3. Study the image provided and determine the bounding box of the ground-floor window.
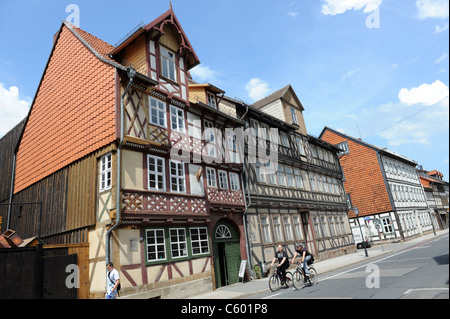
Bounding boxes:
[145,226,210,265]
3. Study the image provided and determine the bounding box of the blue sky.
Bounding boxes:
[0,0,449,179]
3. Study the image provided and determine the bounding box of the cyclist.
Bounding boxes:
[292,243,312,280]
[270,245,289,284]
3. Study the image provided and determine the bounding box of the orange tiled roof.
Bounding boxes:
[14,24,117,193]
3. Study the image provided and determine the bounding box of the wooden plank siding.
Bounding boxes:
[118,35,148,75]
[0,119,26,233]
[8,143,116,244]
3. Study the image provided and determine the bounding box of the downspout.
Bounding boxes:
[6,154,16,230]
[239,104,253,276]
[106,67,136,264]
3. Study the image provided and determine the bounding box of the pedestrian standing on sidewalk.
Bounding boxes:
[106,262,120,299]
[292,243,312,280]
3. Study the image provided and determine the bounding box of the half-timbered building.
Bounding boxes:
[4,8,247,298]
[219,85,355,274]
[320,127,434,242]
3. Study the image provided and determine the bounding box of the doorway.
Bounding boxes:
[212,219,241,288]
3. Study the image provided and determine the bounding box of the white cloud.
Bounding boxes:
[435,53,449,64]
[0,83,30,137]
[341,67,361,80]
[321,0,382,15]
[416,0,449,19]
[435,23,449,33]
[287,11,299,17]
[245,78,271,101]
[398,80,449,106]
[189,65,216,83]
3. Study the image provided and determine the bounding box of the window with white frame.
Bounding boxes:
[285,166,296,188]
[204,120,216,158]
[293,216,303,240]
[261,216,272,243]
[170,160,186,193]
[146,229,166,262]
[273,216,283,242]
[381,216,394,234]
[190,227,210,255]
[149,96,166,127]
[294,168,304,189]
[321,216,329,237]
[290,107,298,125]
[280,132,289,147]
[229,173,240,191]
[296,136,306,156]
[160,46,177,82]
[313,217,321,238]
[170,105,185,133]
[218,170,229,189]
[277,165,287,187]
[336,141,349,156]
[207,92,217,109]
[226,130,239,163]
[206,167,217,188]
[170,228,188,259]
[148,155,165,191]
[283,216,293,241]
[99,153,112,192]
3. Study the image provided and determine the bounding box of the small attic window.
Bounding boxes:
[160,46,177,82]
[290,107,298,125]
[207,92,217,109]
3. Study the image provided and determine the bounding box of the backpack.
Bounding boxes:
[307,254,315,265]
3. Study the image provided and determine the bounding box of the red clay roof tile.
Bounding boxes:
[14,25,117,193]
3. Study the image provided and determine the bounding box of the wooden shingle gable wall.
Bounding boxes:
[14,24,117,194]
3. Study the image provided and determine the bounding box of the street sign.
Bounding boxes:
[238,259,247,283]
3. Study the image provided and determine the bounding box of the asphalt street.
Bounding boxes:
[251,234,449,299]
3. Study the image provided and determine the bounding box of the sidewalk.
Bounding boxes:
[189,228,449,299]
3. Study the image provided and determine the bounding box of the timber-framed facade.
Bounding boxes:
[220,86,355,273]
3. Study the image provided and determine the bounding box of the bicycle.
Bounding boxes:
[292,261,318,290]
[268,265,293,292]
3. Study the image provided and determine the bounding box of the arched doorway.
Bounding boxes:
[212,219,241,288]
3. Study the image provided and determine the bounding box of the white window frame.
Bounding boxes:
[206,167,217,188]
[146,229,166,262]
[229,173,240,191]
[147,155,166,191]
[170,105,185,133]
[283,216,293,241]
[218,170,229,189]
[149,96,167,127]
[99,153,112,192]
[160,46,177,82]
[261,216,272,243]
[290,107,298,125]
[169,228,188,259]
[170,160,186,193]
[207,92,217,109]
[190,227,210,255]
[204,120,216,158]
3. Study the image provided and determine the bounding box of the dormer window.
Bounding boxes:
[207,92,217,109]
[160,46,177,82]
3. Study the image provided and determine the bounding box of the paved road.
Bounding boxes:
[251,234,449,299]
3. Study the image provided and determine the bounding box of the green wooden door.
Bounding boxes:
[213,220,241,288]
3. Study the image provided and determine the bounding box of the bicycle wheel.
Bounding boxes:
[292,269,304,290]
[269,273,280,292]
[308,267,318,286]
[284,271,293,287]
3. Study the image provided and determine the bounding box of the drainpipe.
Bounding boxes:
[106,67,136,264]
[6,154,16,230]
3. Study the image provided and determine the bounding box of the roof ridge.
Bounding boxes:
[251,84,291,109]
